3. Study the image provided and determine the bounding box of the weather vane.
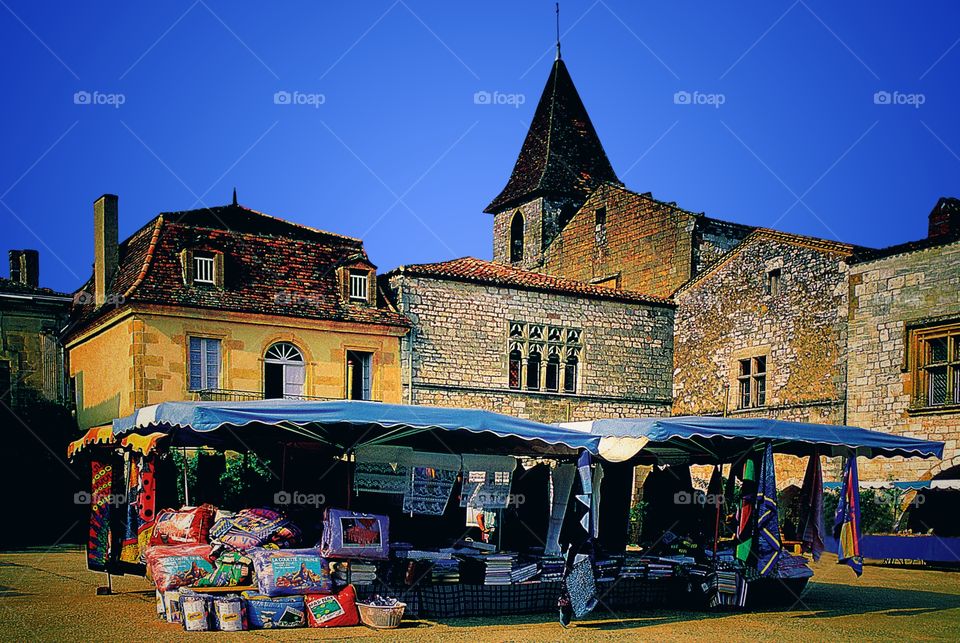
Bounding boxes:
[555,2,561,60]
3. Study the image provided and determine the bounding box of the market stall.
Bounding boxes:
[68,403,944,631]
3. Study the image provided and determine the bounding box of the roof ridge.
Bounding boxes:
[123,215,164,299]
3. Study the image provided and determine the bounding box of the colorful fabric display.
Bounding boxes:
[119,454,156,570]
[460,454,516,509]
[545,464,575,556]
[195,551,252,587]
[754,443,783,576]
[210,507,301,550]
[242,591,306,629]
[86,458,120,572]
[354,445,412,495]
[212,594,247,631]
[320,508,390,560]
[249,548,332,596]
[798,452,826,562]
[145,543,215,591]
[150,504,216,546]
[403,451,461,516]
[305,585,360,627]
[834,456,864,576]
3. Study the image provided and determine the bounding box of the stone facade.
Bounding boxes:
[492,197,575,270]
[847,239,960,482]
[540,184,752,298]
[385,273,674,423]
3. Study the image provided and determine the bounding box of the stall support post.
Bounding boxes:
[96,573,112,595]
[712,464,723,555]
[182,447,190,506]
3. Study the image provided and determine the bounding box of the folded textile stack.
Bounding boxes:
[509,562,539,584]
[710,569,747,607]
[330,561,378,588]
[642,558,675,580]
[594,556,622,582]
[394,549,455,561]
[776,553,814,579]
[453,539,497,553]
[431,559,461,584]
[538,556,565,582]
[620,556,646,579]
[482,553,515,585]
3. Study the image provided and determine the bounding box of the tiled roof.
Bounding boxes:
[484,59,621,214]
[849,231,960,264]
[391,256,673,306]
[66,203,408,338]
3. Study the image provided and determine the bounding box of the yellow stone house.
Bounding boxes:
[64,194,409,430]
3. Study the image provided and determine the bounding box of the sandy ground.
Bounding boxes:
[0,546,958,641]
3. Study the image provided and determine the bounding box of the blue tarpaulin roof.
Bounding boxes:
[562,416,944,462]
[112,399,604,457]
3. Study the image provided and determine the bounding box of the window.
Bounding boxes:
[764,268,781,296]
[595,207,607,246]
[508,344,523,390]
[346,350,373,400]
[0,361,10,405]
[526,345,542,391]
[264,342,305,399]
[193,254,216,284]
[506,322,583,394]
[737,356,767,409]
[510,211,524,263]
[188,337,221,391]
[349,270,369,301]
[913,325,960,408]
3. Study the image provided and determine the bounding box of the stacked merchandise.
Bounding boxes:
[642,558,675,580]
[593,556,623,582]
[330,560,379,589]
[430,559,461,584]
[481,553,515,585]
[709,567,747,608]
[538,555,565,582]
[509,561,539,584]
[620,556,646,579]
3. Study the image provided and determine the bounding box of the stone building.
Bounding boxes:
[0,249,72,408]
[847,199,960,482]
[384,257,674,423]
[63,194,409,430]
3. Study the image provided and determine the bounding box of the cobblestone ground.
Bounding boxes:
[1,546,958,641]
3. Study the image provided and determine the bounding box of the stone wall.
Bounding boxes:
[386,274,674,424]
[847,240,960,482]
[0,302,67,406]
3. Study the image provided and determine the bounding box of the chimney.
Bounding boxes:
[7,249,39,287]
[94,194,119,305]
[928,197,960,239]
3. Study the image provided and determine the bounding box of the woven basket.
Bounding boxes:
[357,601,406,629]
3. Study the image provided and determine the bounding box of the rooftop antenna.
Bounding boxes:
[232,187,238,206]
[555,2,561,60]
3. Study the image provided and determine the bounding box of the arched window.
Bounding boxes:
[510,211,524,263]
[564,350,579,394]
[545,350,561,392]
[264,342,305,399]
[508,344,523,390]
[526,344,542,391]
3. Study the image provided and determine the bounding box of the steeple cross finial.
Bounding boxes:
[555,3,561,60]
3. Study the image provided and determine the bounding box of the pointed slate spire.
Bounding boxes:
[232,187,238,206]
[483,58,620,214]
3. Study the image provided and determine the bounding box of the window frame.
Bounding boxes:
[736,355,767,409]
[193,254,216,284]
[764,268,781,296]
[506,321,582,394]
[911,322,960,410]
[349,270,369,302]
[346,350,373,400]
[188,336,221,391]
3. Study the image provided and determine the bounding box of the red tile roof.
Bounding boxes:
[391,257,673,306]
[66,203,409,338]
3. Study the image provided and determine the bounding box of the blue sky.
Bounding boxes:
[1,1,959,292]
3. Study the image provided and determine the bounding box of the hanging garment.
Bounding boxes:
[501,463,550,552]
[735,456,758,563]
[545,464,576,556]
[588,463,604,539]
[402,451,461,516]
[558,452,598,625]
[119,454,157,571]
[460,454,516,509]
[87,457,120,572]
[834,456,863,576]
[798,452,825,561]
[754,443,783,576]
[354,445,412,495]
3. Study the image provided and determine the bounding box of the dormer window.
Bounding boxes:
[194,254,215,284]
[349,270,369,301]
[181,248,224,287]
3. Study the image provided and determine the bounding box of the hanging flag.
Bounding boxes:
[754,443,783,576]
[834,456,863,576]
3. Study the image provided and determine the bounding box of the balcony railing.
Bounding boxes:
[191,388,343,403]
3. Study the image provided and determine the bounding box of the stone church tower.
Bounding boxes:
[486,54,621,270]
